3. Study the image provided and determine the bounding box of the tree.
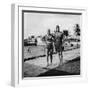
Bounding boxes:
[31,35,35,38]
[74,24,80,36]
[63,30,69,37]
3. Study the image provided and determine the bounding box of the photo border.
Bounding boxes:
[11,4,87,87]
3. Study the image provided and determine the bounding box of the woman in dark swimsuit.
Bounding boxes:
[54,25,63,65]
[45,29,54,66]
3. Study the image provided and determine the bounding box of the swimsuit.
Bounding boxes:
[54,32,63,52]
[46,34,54,55]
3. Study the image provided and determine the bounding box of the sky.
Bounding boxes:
[24,12,81,39]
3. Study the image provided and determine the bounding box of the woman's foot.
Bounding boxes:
[47,63,49,67]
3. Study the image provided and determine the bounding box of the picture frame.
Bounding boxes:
[11,4,87,87]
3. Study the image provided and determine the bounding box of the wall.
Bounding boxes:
[0,0,89,89]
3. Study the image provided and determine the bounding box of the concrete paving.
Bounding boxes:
[24,48,80,77]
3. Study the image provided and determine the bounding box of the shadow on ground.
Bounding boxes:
[24,57,80,77]
[38,57,80,77]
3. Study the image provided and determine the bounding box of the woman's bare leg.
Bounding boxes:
[50,52,53,64]
[58,52,61,65]
[46,49,49,66]
[60,51,63,65]
[58,51,63,65]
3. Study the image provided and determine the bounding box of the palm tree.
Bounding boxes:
[74,24,80,36]
[74,24,80,48]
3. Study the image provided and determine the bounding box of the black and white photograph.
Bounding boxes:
[23,10,81,78]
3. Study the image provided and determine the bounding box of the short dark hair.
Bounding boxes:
[56,25,60,32]
[48,29,50,32]
[47,29,51,34]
